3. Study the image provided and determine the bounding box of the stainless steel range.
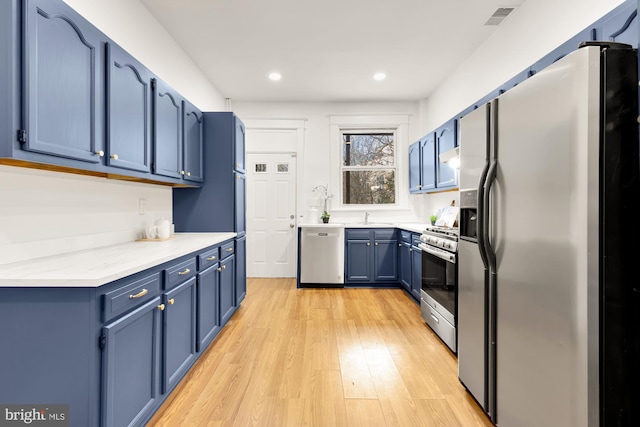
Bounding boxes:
[419,226,458,353]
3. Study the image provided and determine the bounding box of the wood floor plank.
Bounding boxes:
[147,279,493,427]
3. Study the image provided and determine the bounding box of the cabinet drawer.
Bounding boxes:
[374,229,397,240]
[220,241,235,260]
[412,233,422,248]
[102,273,161,322]
[345,229,370,240]
[198,246,220,271]
[400,230,411,243]
[164,258,197,290]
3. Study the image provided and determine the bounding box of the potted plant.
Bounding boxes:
[321,211,331,223]
[429,214,438,226]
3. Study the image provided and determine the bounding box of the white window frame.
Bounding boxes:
[340,129,398,206]
[329,114,410,212]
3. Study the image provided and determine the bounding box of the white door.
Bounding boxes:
[246,153,297,277]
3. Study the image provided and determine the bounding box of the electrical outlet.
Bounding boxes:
[138,198,146,215]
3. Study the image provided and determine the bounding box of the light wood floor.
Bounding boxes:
[148,278,493,427]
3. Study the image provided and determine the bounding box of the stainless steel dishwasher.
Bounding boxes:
[299,226,344,286]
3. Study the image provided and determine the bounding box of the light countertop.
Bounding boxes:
[0,233,236,288]
[299,223,429,234]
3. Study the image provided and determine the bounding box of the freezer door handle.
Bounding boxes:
[484,99,498,272]
[476,103,491,269]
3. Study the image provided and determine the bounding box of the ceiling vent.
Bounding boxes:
[485,7,515,25]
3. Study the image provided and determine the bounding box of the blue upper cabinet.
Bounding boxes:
[153,79,183,179]
[593,2,638,47]
[173,112,246,236]
[22,0,105,164]
[106,42,152,173]
[182,100,204,183]
[408,141,421,193]
[420,133,436,192]
[435,120,458,190]
[234,119,246,173]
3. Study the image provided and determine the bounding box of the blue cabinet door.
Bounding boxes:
[235,236,247,305]
[411,246,422,300]
[23,0,105,163]
[102,297,162,427]
[235,118,246,173]
[183,100,204,183]
[374,240,398,281]
[153,79,183,179]
[220,255,236,325]
[399,242,411,291]
[196,265,220,352]
[162,277,196,394]
[420,133,436,191]
[345,240,371,282]
[409,141,421,193]
[436,120,458,189]
[235,172,246,234]
[106,42,152,173]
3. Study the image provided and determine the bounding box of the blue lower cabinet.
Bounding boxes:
[220,255,236,325]
[197,265,220,352]
[374,240,398,281]
[411,245,422,300]
[102,297,162,427]
[345,229,398,285]
[399,241,412,291]
[345,239,372,282]
[236,236,247,305]
[162,277,197,394]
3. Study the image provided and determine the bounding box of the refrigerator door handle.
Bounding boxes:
[483,100,498,271]
[476,103,492,268]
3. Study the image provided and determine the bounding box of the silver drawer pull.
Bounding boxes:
[207,256,216,261]
[225,248,233,252]
[217,267,222,272]
[178,268,191,275]
[430,314,440,324]
[129,289,148,299]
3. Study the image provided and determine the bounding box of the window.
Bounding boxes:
[341,131,396,205]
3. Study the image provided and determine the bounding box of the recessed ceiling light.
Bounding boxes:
[268,72,282,81]
[373,72,386,81]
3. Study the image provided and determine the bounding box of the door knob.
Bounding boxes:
[290,224,295,228]
[290,215,294,219]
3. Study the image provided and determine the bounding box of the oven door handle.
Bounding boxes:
[418,243,456,264]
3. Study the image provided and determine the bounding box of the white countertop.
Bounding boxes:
[0,233,237,288]
[299,222,429,234]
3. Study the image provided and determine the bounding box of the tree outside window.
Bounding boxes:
[341,132,396,205]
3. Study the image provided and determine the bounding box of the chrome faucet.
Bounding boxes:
[364,212,370,224]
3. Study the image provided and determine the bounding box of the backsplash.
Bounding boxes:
[0,166,172,265]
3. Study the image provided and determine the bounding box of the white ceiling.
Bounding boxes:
[139,0,526,103]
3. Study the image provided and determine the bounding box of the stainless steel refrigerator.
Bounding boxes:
[457,42,640,427]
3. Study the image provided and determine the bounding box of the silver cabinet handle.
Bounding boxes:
[180,170,185,175]
[367,242,370,246]
[226,248,233,252]
[207,256,216,261]
[111,154,118,160]
[186,172,191,176]
[430,314,440,324]
[177,268,190,275]
[95,150,105,157]
[129,289,148,299]
[222,265,226,270]
[375,242,379,246]
[217,267,222,272]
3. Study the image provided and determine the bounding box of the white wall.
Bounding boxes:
[0,0,226,264]
[417,0,627,217]
[0,166,172,265]
[233,101,438,224]
[419,0,627,132]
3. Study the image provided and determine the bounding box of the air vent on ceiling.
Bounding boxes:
[485,7,515,25]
